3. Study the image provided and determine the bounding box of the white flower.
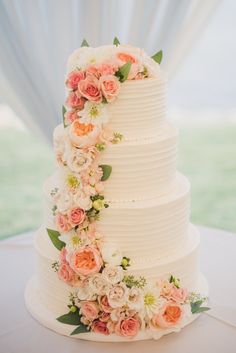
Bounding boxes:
[143,53,161,78]
[73,191,92,211]
[101,243,123,266]
[56,191,73,213]
[59,230,82,251]
[143,285,165,319]
[106,282,128,308]
[88,273,110,296]
[77,282,96,301]
[79,102,109,126]
[67,148,94,174]
[127,287,144,311]
[102,265,124,285]
[67,47,96,72]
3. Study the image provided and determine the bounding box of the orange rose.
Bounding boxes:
[151,302,183,329]
[68,246,103,276]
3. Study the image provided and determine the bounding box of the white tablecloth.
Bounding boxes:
[0,226,236,353]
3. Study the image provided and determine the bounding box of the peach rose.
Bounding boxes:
[99,295,113,313]
[91,320,109,335]
[115,316,140,338]
[69,120,100,148]
[86,65,100,78]
[68,207,86,226]
[57,262,79,287]
[151,302,183,329]
[99,312,110,322]
[55,213,71,232]
[116,52,140,80]
[169,287,188,304]
[99,75,120,102]
[80,301,99,321]
[68,246,103,276]
[66,70,85,90]
[78,75,102,103]
[64,110,78,125]
[66,91,86,109]
[60,247,67,262]
[157,278,174,298]
[98,63,118,76]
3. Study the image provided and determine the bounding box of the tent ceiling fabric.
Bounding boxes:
[0,0,220,142]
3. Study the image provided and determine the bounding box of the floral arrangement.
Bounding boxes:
[48,38,209,339]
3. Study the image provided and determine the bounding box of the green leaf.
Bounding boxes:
[190,300,210,314]
[151,50,163,64]
[115,61,132,82]
[62,105,67,128]
[113,36,120,46]
[81,38,89,47]
[99,164,112,181]
[70,324,89,335]
[57,311,82,325]
[46,228,65,251]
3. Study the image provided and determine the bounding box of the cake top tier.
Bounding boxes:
[63,43,166,140]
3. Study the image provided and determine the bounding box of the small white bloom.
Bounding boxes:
[127,287,144,311]
[56,191,73,213]
[143,285,165,319]
[59,230,82,251]
[67,148,94,174]
[101,243,123,266]
[67,47,96,72]
[102,265,124,285]
[80,102,109,126]
[73,191,92,211]
[143,53,161,78]
[89,273,110,296]
[77,283,96,301]
[106,282,128,308]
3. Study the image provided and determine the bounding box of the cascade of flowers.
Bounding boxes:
[48,38,209,339]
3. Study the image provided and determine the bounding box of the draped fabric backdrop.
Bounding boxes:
[0,0,220,143]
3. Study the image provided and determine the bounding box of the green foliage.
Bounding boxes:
[115,61,132,82]
[151,50,163,64]
[100,164,112,181]
[113,36,120,46]
[62,105,67,127]
[46,228,65,251]
[81,38,89,47]
[123,275,147,289]
[190,300,210,314]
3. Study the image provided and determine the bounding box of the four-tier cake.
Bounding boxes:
[25,41,209,342]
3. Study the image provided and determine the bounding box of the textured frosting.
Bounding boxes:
[43,173,190,263]
[107,76,166,140]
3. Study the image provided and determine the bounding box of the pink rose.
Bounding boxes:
[151,302,183,329]
[157,278,174,298]
[97,63,118,76]
[99,295,113,313]
[55,213,71,232]
[80,301,99,321]
[68,246,103,276]
[99,312,110,322]
[115,316,140,338]
[78,76,102,103]
[68,207,86,226]
[64,110,78,125]
[99,75,120,102]
[91,320,109,335]
[66,71,85,90]
[60,247,67,262]
[66,91,86,109]
[57,262,80,287]
[169,287,188,304]
[86,65,100,78]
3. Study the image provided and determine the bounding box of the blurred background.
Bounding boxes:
[0,0,235,239]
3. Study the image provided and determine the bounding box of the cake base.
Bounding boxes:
[24,274,208,342]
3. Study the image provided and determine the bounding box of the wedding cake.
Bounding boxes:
[25,39,209,342]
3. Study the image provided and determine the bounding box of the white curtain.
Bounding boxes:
[0,0,220,142]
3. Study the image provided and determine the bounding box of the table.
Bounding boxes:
[0,226,236,353]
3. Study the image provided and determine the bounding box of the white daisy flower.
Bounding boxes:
[79,102,109,125]
[143,285,166,319]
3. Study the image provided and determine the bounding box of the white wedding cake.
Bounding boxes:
[25,40,209,342]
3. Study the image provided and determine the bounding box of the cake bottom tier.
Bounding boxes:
[25,225,208,342]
